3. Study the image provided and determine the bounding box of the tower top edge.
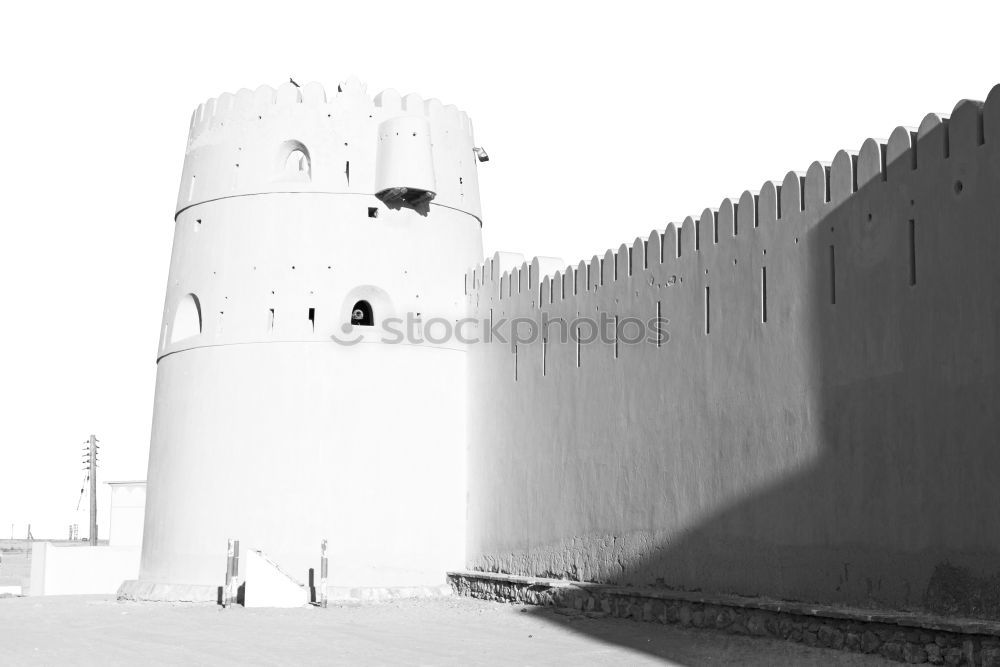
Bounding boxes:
[187,76,475,147]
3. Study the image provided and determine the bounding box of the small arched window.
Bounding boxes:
[171,293,202,343]
[350,300,374,326]
[278,140,311,181]
[286,149,309,175]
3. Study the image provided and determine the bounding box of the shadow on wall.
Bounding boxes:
[618,104,1000,620]
[467,90,1000,655]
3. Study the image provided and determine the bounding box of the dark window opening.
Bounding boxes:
[308,307,315,332]
[350,300,374,326]
[368,207,379,218]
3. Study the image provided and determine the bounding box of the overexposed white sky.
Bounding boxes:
[1,0,997,538]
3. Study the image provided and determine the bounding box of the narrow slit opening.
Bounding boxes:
[542,337,547,376]
[761,267,768,323]
[656,301,663,348]
[909,219,917,286]
[576,327,581,368]
[613,315,619,359]
[829,245,837,305]
[704,286,711,335]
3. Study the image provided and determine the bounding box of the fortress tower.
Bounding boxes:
[133,78,484,598]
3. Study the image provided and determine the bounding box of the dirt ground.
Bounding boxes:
[0,594,895,666]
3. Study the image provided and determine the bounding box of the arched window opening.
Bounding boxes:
[286,149,309,175]
[277,140,311,181]
[350,300,374,326]
[170,293,202,343]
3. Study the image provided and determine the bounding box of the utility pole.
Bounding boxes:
[82,435,99,545]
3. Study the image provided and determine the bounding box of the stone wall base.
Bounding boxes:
[448,570,1000,666]
[117,580,218,603]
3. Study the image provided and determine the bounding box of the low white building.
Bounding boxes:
[29,481,145,595]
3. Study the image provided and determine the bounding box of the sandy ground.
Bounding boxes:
[0,594,896,666]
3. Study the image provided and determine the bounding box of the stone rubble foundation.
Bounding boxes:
[448,571,1000,666]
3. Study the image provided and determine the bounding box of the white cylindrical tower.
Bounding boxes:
[133,78,484,599]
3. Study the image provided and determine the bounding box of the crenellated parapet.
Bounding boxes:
[466,87,1000,359]
[178,77,482,221]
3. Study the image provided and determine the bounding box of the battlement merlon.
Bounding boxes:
[467,86,1000,308]
[176,77,482,222]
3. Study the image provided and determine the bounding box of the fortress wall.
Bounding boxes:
[465,88,1000,617]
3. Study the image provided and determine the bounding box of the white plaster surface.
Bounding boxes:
[29,542,139,596]
[107,482,145,548]
[243,550,308,608]
[139,79,482,594]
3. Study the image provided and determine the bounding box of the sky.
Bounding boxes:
[1,0,998,539]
